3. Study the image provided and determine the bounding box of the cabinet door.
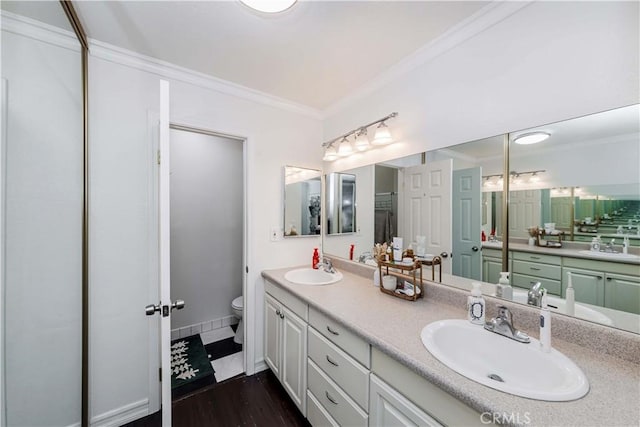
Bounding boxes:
[482,258,503,284]
[563,268,604,306]
[605,273,640,315]
[264,295,281,377]
[281,306,307,415]
[369,375,443,427]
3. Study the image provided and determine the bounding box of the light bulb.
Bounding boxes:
[239,0,297,13]
[372,121,393,145]
[337,137,353,157]
[354,129,370,151]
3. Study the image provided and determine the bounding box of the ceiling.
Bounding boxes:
[3,1,489,111]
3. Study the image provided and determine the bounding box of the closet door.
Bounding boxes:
[2,3,83,426]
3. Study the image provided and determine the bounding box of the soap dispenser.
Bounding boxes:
[496,272,513,301]
[623,236,629,254]
[565,272,575,316]
[467,282,485,325]
[312,248,320,269]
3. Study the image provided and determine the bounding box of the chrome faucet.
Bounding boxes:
[319,257,336,273]
[527,281,543,307]
[484,306,530,343]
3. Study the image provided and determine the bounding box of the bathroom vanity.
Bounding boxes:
[482,242,640,315]
[262,262,640,426]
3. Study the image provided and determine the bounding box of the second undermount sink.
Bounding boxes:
[284,268,343,285]
[578,250,639,260]
[421,319,589,401]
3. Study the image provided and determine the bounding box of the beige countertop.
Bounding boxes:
[262,264,640,427]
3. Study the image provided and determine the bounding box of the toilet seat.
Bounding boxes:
[232,296,243,310]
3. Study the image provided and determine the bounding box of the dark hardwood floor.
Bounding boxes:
[125,369,310,427]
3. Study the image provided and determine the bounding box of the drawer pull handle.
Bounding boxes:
[530,256,541,260]
[327,326,340,336]
[325,391,338,405]
[606,277,612,281]
[279,313,284,319]
[530,267,541,271]
[326,355,339,366]
[275,309,281,316]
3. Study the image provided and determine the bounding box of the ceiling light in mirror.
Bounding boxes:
[372,121,393,145]
[513,131,550,145]
[239,0,297,13]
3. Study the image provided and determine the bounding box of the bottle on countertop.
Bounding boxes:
[539,288,552,353]
[481,230,486,242]
[565,272,575,316]
[349,244,355,260]
[467,282,486,325]
[496,272,513,301]
[312,248,320,269]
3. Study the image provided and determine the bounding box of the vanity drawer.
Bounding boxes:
[308,327,369,410]
[513,251,561,265]
[512,273,561,296]
[265,280,308,321]
[308,359,368,427]
[513,260,561,280]
[307,390,339,427]
[309,307,370,368]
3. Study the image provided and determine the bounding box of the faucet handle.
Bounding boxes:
[497,305,512,321]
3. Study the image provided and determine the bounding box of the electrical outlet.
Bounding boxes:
[270,227,280,242]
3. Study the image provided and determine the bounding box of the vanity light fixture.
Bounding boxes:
[513,131,550,145]
[321,112,398,161]
[482,170,545,188]
[239,0,297,13]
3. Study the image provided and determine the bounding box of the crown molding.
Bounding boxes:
[1,10,81,52]
[322,1,533,118]
[89,39,323,120]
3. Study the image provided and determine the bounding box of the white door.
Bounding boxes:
[452,167,482,280]
[402,160,452,274]
[144,80,184,426]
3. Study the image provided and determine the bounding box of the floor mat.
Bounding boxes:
[171,334,216,399]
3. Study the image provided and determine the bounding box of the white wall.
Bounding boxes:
[1,20,82,427]
[323,1,639,174]
[169,130,243,330]
[88,47,322,423]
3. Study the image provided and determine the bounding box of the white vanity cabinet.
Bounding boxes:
[306,306,371,427]
[264,280,308,416]
[370,348,483,426]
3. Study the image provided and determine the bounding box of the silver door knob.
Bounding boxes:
[472,246,479,252]
[145,303,161,316]
[171,299,185,311]
[440,252,449,258]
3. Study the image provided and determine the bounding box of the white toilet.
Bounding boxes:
[231,296,243,344]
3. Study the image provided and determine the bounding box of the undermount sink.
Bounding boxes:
[420,319,589,401]
[511,290,613,326]
[284,268,343,285]
[578,250,639,260]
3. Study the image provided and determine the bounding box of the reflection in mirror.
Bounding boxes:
[326,172,356,234]
[283,166,321,237]
[323,104,639,334]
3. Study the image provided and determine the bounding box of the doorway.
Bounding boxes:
[168,125,246,399]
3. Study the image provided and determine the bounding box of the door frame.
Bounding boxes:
[148,117,249,415]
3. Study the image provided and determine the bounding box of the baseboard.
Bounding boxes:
[253,359,269,375]
[90,399,149,427]
[171,315,238,340]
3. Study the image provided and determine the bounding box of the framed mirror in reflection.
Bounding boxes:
[322,104,639,334]
[283,166,321,237]
[326,172,356,234]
